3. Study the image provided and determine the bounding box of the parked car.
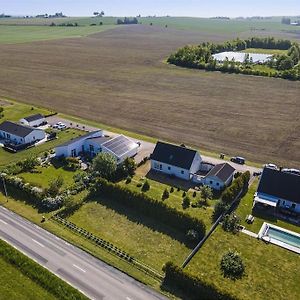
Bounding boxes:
[230,156,245,165]
[282,168,300,175]
[253,171,262,177]
[263,163,278,170]
[57,124,66,130]
[52,124,59,129]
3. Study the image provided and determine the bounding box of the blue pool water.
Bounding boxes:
[267,227,300,249]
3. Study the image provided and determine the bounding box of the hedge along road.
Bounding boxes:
[46,115,262,175]
[0,205,166,300]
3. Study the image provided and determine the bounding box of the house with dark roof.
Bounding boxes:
[150,141,202,180]
[201,163,236,190]
[253,168,300,215]
[0,121,46,145]
[20,114,46,127]
[55,131,139,163]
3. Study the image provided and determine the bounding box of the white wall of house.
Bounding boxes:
[55,131,103,158]
[20,117,46,127]
[256,192,300,213]
[151,160,191,180]
[24,130,46,144]
[0,129,45,145]
[202,175,225,190]
[190,153,202,174]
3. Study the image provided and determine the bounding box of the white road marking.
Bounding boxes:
[0,219,8,225]
[73,264,86,273]
[32,239,45,248]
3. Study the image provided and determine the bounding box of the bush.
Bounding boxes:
[220,251,245,280]
[90,178,206,237]
[170,186,174,193]
[125,176,132,184]
[141,180,150,192]
[46,175,64,197]
[193,191,197,197]
[182,191,186,197]
[222,214,241,234]
[92,152,117,180]
[186,229,199,243]
[182,196,190,209]
[41,196,65,211]
[162,188,169,200]
[212,201,230,222]
[163,262,238,300]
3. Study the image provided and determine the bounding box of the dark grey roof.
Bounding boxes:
[102,135,138,157]
[87,136,111,145]
[205,163,235,182]
[258,168,300,204]
[24,114,44,122]
[56,131,102,147]
[0,121,35,138]
[151,141,198,170]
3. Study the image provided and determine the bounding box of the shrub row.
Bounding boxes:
[0,239,88,300]
[89,178,206,237]
[163,262,238,300]
[221,171,250,204]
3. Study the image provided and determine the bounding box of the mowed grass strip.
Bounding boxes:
[0,26,299,166]
[0,239,88,300]
[185,226,300,300]
[68,199,190,271]
[0,256,56,300]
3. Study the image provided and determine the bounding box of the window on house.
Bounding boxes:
[160,164,162,170]
[210,181,213,184]
[154,162,159,169]
[216,182,219,186]
[168,166,171,170]
[181,170,184,174]
[71,149,76,157]
[292,203,296,209]
[89,144,94,152]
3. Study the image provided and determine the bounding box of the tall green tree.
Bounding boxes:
[92,152,117,180]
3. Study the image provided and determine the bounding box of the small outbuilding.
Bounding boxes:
[202,163,235,190]
[150,141,202,180]
[0,120,46,145]
[20,114,46,127]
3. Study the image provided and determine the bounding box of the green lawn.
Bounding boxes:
[186,227,300,300]
[242,48,288,55]
[236,180,300,234]
[0,128,84,167]
[119,163,216,228]
[0,257,56,300]
[19,164,78,189]
[0,24,116,44]
[0,100,52,122]
[68,199,190,272]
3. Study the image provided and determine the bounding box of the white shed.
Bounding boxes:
[20,114,46,127]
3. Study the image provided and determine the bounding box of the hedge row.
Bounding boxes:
[163,262,238,300]
[0,239,87,300]
[89,178,206,237]
[221,171,250,204]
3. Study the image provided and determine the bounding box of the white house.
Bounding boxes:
[0,121,46,145]
[20,114,46,127]
[201,163,235,190]
[55,130,103,158]
[55,131,139,164]
[253,167,300,215]
[150,141,202,180]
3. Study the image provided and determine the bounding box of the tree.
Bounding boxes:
[200,185,213,204]
[0,106,4,118]
[186,229,199,243]
[92,152,117,180]
[142,180,150,192]
[122,157,136,177]
[162,188,169,200]
[100,11,105,17]
[93,12,99,16]
[182,196,190,209]
[222,214,241,233]
[47,175,64,197]
[212,201,229,221]
[20,156,39,171]
[220,251,245,279]
[281,17,291,25]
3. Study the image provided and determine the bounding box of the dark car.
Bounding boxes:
[253,171,262,177]
[230,156,245,165]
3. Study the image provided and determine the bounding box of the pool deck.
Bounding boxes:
[258,222,300,254]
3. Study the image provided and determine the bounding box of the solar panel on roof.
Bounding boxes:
[102,135,137,157]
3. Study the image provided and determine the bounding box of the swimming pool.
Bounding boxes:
[258,223,300,254]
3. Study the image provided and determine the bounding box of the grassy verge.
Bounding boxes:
[0,239,88,300]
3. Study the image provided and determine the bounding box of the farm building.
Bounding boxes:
[0,121,46,145]
[20,113,46,127]
[253,168,300,215]
[201,163,235,190]
[150,141,202,180]
[55,131,139,164]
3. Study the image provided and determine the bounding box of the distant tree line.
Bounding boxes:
[117,17,138,25]
[0,13,11,18]
[36,12,66,18]
[281,17,291,25]
[168,37,300,80]
[50,22,78,27]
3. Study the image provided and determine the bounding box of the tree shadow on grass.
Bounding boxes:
[86,194,195,249]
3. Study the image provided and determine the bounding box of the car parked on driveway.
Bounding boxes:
[263,163,278,170]
[230,156,245,165]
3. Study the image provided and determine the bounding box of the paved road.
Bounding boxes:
[47,116,262,174]
[0,206,166,300]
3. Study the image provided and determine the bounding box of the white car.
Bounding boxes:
[282,168,300,175]
[263,163,278,170]
[57,124,66,130]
